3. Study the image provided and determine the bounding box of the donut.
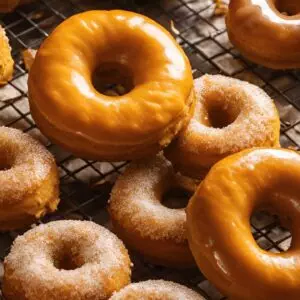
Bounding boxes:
[226,0,300,69]
[187,148,300,300]
[0,0,33,12]
[3,220,132,300]
[28,10,194,161]
[174,172,200,194]
[165,75,280,179]
[108,154,195,268]
[0,127,59,231]
[0,25,14,85]
[110,280,205,300]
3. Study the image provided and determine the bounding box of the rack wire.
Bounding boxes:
[0,0,299,299]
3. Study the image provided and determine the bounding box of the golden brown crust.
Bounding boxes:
[108,154,195,268]
[0,127,60,231]
[0,26,14,85]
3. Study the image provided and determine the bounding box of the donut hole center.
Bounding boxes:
[251,209,292,252]
[273,0,300,16]
[162,188,192,209]
[0,152,13,171]
[53,251,84,270]
[92,63,134,96]
[205,100,240,129]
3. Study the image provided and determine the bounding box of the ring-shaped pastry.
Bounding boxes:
[110,280,205,300]
[226,0,300,69]
[3,220,132,300]
[28,10,194,161]
[109,154,195,268]
[187,148,300,300]
[165,75,280,179]
[0,127,59,231]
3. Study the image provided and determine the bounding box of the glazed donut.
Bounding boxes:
[187,148,300,300]
[110,280,204,300]
[0,25,14,85]
[108,154,195,268]
[0,127,59,231]
[0,0,33,13]
[165,75,280,179]
[3,220,132,300]
[226,0,300,69]
[28,10,194,161]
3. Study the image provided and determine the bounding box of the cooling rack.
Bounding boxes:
[0,0,299,299]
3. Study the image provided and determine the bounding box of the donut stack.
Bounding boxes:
[1,5,300,300]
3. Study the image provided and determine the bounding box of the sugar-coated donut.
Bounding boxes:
[109,154,195,268]
[0,25,14,85]
[165,75,280,179]
[0,127,59,231]
[110,280,205,300]
[226,0,300,69]
[187,148,300,300]
[3,220,132,300]
[28,10,194,161]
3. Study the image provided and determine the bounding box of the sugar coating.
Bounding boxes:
[0,126,55,204]
[0,25,13,82]
[110,280,205,300]
[3,220,131,300]
[181,74,279,155]
[109,154,187,243]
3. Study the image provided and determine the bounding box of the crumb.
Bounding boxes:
[214,0,228,16]
[170,20,180,35]
[30,11,45,20]
[22,48,37,71]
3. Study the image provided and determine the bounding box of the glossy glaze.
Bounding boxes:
[226,0,300,69]
[28,10,194,161]
[187,148,300,300]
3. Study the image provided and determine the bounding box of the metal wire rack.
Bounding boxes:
[0,0,299,299]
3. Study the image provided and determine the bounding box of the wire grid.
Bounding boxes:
[0,0,299,299]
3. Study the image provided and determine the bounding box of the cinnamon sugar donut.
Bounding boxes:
[3,220,132,300]
[108,154,195,268]
[165,75,280,179]
[0,127,59,231]
[0,25,14,85]
[110,280,204,300]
